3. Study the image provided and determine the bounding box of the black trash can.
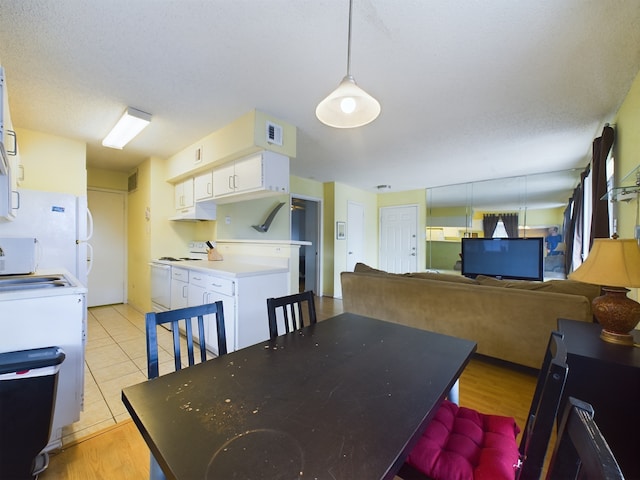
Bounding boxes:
[0,346,65,480]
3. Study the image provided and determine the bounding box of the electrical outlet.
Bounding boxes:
[225,215,231,225]
[635,225,640,240]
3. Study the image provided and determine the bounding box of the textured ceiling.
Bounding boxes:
[1,0,639,205]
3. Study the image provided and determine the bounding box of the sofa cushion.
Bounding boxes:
[406,400,521,480]
[475,275,601,302]
[353,263,389,275]
[353,263,477,285]
[405,271,478,285]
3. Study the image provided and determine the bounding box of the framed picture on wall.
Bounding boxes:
[336,221,346,240]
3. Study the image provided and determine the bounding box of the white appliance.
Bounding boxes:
[0,188,93,285]
[150,261,171,312]
[0,237,37,274]
[0,270,87,453]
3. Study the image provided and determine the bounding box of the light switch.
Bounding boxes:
[225,216,231,225]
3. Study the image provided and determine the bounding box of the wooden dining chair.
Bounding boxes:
[146,302,227,380]
[145,302,227,479]
[266,290,317,339]
[398,331,568,480]
[546,397,624,480]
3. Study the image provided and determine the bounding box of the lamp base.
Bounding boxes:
[592,287,640,346]
[600,329,635,346]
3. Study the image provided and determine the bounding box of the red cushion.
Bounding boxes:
[406,400,521,480]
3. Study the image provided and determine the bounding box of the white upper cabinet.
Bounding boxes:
[212,150,289,204]
[174,178,194,210]
[0,65,19,221]
[194,170,214,201]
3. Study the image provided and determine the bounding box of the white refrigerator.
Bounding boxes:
[0,188,93,285]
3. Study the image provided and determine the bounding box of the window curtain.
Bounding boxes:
[562,199,573,275]
[502,213,519,238]
[569,169,588,271]
[589,125,614,245]
[483,214,499,238]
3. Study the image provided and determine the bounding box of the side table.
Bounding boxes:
[557,318,640,479]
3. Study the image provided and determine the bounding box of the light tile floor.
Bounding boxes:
[61,304,198,445]
[62,296,344,446]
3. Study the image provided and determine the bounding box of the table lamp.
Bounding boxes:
[569,236,640,345]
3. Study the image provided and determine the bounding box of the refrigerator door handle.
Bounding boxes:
[86,242,94,276]
[85,207,94,241]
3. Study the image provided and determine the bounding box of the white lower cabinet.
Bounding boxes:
[188,272,236,356]
[170,267,189,309]
[171,265,289,355]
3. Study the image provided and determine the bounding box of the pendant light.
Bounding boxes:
[315,0,381,128]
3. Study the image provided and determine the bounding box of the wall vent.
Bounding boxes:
[128,169,138,193]
[266,121,283,146]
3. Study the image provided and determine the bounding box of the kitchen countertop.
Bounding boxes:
[153,258,289,279]
[216,239,311,246]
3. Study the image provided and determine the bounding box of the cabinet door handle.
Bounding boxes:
[182,285,188,297]
[228,176,233,190]
[207,183,212,195]
[6,130,17,156]
[233,174,238,189]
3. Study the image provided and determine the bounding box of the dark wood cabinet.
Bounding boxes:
[557,318,640,479]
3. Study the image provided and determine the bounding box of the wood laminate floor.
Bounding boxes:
[40,296,538,479]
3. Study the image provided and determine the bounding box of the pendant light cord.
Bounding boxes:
[346,0,353,77]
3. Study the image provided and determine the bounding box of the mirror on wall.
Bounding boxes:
[425,169,583,275]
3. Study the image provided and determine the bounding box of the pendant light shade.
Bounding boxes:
[316,75,381,128]
[316,0,381,128]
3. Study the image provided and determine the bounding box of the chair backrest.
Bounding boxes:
[266,290,317,339]
[145,302,226,380]
[517,331,569,480]
[546,397,625,480]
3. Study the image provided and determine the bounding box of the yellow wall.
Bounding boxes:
[614,70,640,239]
[330,182,378,298]
[322,182,336,297]
[216,194,290,240]
[127,159,151,311]
[87,168,128,190]
[291,175,324,198]
[15,128,86,196]
[613,69,640,303]
[127,156,200,312]
[522,207,565,227]
[167,110,297,182]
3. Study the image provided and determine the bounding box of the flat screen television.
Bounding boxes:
[461,237,544,281]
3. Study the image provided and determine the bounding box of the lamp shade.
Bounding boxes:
[315,75,381,128]
[569,238,640,287]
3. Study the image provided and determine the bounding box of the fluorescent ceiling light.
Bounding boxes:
[102,107,151,149]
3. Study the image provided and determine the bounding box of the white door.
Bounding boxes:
[379,205,418,273]
[87,189,126,307]
[346,201,365,272]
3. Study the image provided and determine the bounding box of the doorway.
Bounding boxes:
[87,189,126,307]
[291,196,322,295]
[379,205,418,273]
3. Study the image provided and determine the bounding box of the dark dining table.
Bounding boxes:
[122,313,477,480]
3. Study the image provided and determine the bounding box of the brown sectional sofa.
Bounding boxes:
[341,263,601,369]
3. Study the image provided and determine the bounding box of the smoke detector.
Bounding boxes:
[376,184,391,192]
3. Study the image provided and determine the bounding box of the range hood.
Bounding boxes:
[169,201,217,222]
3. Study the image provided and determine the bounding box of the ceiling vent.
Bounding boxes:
[128,169,138,193]
[266,121,283,146]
